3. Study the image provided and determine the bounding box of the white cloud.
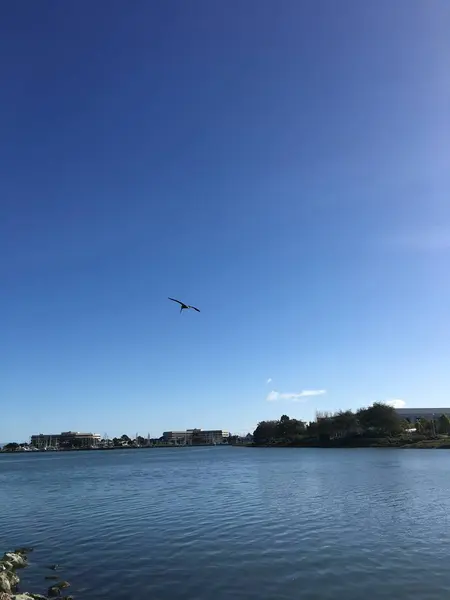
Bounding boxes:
[385,398,406,409]
[266,389,326,402]
[266,378,272,384]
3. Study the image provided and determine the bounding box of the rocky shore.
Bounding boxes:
[0,549,72,600]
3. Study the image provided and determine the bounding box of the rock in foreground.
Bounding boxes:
[3,555,27,570]
[0,570,19,594]
[1,548,72,600]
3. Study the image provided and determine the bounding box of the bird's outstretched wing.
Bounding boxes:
[168,297,184,306]
[190,306,200,312]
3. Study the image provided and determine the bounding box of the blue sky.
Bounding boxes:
[1,1,450,441]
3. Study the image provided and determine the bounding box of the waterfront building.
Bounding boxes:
[30,431,102,449]
[162,429,230,445]
[162,431,190,444]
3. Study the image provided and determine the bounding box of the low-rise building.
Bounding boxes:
[395,408,450,422]
[162,431,191,444]
[162,429,229,445]
[197,429,229,444]
[31,431,102,449]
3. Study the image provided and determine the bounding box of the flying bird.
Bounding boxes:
[168,297,200,313]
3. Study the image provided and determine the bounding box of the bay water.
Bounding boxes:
[1,447,450,599]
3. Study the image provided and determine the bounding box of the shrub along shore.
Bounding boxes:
[252,402,450,449]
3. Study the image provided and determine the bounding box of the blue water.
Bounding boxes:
[1,447,450,599]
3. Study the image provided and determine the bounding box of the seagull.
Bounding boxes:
[168,297,200,314]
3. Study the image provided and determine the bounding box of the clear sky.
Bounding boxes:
[1,0,450,442]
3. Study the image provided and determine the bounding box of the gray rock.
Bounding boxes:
[28,595,48,600]
[3,554,27,570]
[55,582,70,590]
[13,549,33,556]
[11,595,34,600]
[47,582,70,597]
[0,574,11,594]
[47,586,60,597]
[0,569,20,593]
[0,592,13,600]
[8,575,18,590]
[10,574,18,589]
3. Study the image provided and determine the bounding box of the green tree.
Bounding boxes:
[400,419,413,431]
[357,402,401,436]
[314,413,335,441]
[290,418,306,438]
[253,420,279,444]
[276,415,306,441]
[333,410,358,438]
[277,414,290,437]
[3,442,19,451]
[416,418,432,435]
[438,414,450,435]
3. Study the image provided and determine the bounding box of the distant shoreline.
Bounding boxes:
[3,440,450,453]
[0,443,232,454]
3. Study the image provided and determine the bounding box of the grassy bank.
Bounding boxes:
[252,434,450,449]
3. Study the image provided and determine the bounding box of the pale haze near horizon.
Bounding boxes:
[1,1,450,442]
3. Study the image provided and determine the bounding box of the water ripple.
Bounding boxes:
[2,448,450,599]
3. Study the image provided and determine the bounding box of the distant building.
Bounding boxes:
[162,431,190,444]
[395,408,450,422]
[162,429,229,445]
[30,431,101,449]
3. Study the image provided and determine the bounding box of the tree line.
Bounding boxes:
[253,403,450,446]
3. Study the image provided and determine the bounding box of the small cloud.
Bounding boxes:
[300,389,327,397]
[386,398,406,409]
[266,378,272,384]
[266,389,326,402]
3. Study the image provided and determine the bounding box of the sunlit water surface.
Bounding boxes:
[1,447,450,599]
